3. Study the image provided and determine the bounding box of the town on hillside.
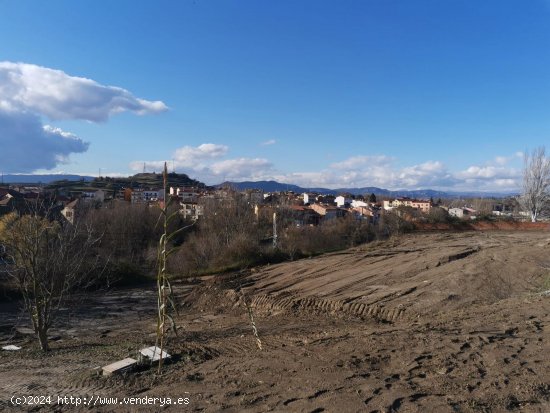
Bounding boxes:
[0,173,527,226]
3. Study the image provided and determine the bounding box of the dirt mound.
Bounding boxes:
[235,232,550,321]
[182,274,256,317]
[416,221,550,231]
[2,232,550,412]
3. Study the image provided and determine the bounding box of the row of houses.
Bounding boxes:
[382,198,431,213]
[0,187,58,216]
[448,207,477,219]
[2,182,439,227]
[255,195,435,227]
[285,203,377,226]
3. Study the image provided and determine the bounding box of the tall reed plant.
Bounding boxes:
[155,162,192,372]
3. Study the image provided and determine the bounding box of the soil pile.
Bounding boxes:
[1,231,549,412]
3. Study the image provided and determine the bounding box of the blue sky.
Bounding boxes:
[1,0,549,190]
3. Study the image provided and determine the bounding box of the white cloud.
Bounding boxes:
[0,61,167,121]
[492,178,517,188]
[396,161,456,188]
[490,153,525,167]
[277,171,356,188]
[457,166,498,179]
[399,161,446,179]
[174,143,229,166]
[130,144,524,192]
[130,144,274,184]
[130,143,230,173]
[275,156,520,191]
[278,157,455,190]
[447,153,523,190]
[0,109,89,172]
[453,162,521,191]
[210,158,274,180]
[261,139,277,146]
[494,156,508,166]
[330,155,392,170]
[0,61,167,172]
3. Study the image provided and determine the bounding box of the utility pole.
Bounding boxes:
[273,212,277,248]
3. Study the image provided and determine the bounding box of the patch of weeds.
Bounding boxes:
[466,399,491,413]
[539,274,550,293]
[186,372,204,381]
[536,383,550,401]
[505,395,521,410]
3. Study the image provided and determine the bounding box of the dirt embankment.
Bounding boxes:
[239,231,550,322]
[178,231,550,412]
[415,221,550,231]
[1,231,549,413]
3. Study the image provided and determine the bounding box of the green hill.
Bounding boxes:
[45,173,206,195]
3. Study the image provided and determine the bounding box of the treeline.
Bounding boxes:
[82,196,459,279]
[167,195,431,277]
[1,195,455,288]
[82,202,187,284]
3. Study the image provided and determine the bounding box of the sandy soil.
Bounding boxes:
[1,231,550,412]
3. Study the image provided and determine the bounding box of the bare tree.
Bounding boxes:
[521,147,550,222]
[0,209,100,351]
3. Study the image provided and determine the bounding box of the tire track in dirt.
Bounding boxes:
[250,294,406,323]
[238,232,550,322]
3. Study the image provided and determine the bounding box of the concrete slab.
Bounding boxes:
[140,346,171,362]
[102,357,137,376]
[2,345,21,351]
[15,327,34,335]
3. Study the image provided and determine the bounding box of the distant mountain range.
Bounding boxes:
[1,174,95,184]
[221,180,518,199]
[2,175,518,198]
[1,173,204,189]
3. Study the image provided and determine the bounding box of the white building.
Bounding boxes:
[180,202,204,220]
[448,208,464,218]
[302,192,317,205]
[81,189,105,202]
[335,195,352,207]
[143,189,164,201]
[61,199,79,224]
[351,199,368,208]
[131,189,164,203]
[449,207,477,219]
[170,187,199,203]
[383,198,431,213]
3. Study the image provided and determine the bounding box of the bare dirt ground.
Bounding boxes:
[1,231,550,412]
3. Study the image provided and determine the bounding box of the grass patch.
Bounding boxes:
[540,273,550,292]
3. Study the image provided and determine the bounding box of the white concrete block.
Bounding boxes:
[2,345,21,351]
[102,357,137,376]
[140,346,171,362]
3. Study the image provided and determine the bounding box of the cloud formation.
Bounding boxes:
[275,158,457,190]
[174,143,229,166]
[0,110,89,172]
[261,139,277,146]
[210,158,273,181]
[454,165,520,190]
[0,62,167,121]
[330,155,392,170]
[276,155,520,191]
[0,61,167,172]
[132,145,523,192]
[129,143,229,172]
[130,143,274,183]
